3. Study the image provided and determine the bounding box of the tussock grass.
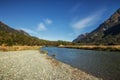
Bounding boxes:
[59,45,120,51]
[0,45,42,51]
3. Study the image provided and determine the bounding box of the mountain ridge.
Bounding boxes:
[0,21,30,36]
[73,8,120,45]
[0,21,73,46]
[0,21,48,46]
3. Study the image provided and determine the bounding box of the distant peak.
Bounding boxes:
[0,21,3,23]
[0,21,7,26]
[117,8,120,14]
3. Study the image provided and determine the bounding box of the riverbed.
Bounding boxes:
[42,47,120,80]
[0,50,99,80]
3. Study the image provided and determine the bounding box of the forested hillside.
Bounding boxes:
[0,21,72,46]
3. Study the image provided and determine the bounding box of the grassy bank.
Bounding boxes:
[0,45,42,51]
[59,45,120,51]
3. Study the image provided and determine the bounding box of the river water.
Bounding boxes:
[41,47,120,80]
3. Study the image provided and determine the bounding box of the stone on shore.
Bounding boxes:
[0,50,101,80]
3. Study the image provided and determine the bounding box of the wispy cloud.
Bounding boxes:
[38,22,47,31]
[37,18,53,31]
[44,18,52,24]
[72,15,96,30]
[20,28,44,40]
[68,33,75,36]
[71,9,106,30]
[20,28,37,34]
[70,3,81,13]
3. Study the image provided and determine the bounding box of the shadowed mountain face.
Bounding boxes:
[73,8,120,45]
[0,21,30,36]
[0,21,47,46]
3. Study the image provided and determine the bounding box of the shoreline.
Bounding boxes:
[0,50,101,80]
[59,45,120,51]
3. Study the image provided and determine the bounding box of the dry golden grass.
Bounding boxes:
[0,45,42,51]
[59,45,120,51]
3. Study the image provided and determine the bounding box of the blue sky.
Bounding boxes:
[0,0,120,41]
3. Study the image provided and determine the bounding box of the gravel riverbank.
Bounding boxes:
[0,50,101,80]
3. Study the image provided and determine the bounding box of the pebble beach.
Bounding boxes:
[0,50,101,80]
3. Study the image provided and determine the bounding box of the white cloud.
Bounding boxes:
[72,15,96,29]
[20,28,37,34]
[38,22,47,31]
[44,18,52,24]
[37,18,52,31]
[71,9,106,30]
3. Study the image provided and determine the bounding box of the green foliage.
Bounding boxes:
[0,21,73,46]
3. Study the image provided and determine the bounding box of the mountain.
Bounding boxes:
[73,8,120,45]
[0,21,48,46]
[0,21,73,46]
[0,21,30,36]
[73,33,89,42]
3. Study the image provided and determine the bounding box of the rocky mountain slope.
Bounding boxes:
[73,8,120,45]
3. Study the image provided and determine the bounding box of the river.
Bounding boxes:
[41,47,120,80]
